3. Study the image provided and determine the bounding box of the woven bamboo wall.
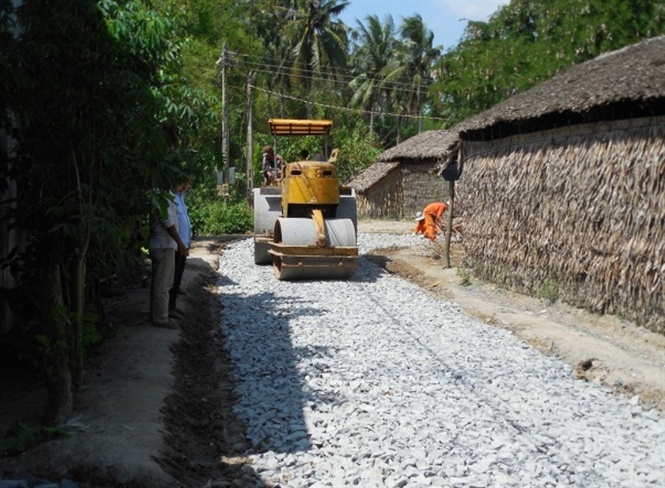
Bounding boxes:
[402,163,452,218]
[459,116,665,333]
[357,170,403,219]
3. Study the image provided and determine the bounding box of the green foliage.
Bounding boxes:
[32,306,102,377]
[1,0,206,418]
[0,422,69,456]
[457,268,472,287]
[188,192,253,236]
[537,278,559,304]
[433,0,665,125]
[332,120,383,183]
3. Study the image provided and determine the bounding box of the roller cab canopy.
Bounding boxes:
[269,119,333,137]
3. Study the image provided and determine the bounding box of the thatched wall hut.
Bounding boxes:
[456,36,665,333]
[348,162,401,218]
[349,130,458,219]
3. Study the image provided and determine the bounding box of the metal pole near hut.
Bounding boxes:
[440,149,461,268]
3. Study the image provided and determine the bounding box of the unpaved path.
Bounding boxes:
[1,220,663,487]
[359,219,665,412]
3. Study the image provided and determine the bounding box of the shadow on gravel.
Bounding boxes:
[221,286,322,456]
[159,258,267,487]
[215,254,393,462]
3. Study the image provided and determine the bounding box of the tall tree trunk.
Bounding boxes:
[396,115,402,144]
[279,89,285,118]
[305,69,313,119]
[71,251,87,387]
[369,100,375,135]
[71,154,91,387]
[42,264,73,423]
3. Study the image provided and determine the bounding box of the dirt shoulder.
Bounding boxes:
[359,219,665,412]
[0,238,260,487]
[1,221,663,487]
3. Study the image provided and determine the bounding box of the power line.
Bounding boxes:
[239,52,436,90]
[242,65,434,100]
[245,84,446,122]
[233,52,438,98]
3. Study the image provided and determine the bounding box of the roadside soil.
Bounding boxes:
[1,219,663,487]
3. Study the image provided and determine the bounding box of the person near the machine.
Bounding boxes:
[262,145,276,184]
[413,201,449,241]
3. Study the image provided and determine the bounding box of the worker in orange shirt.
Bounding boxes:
[413,201,449,241]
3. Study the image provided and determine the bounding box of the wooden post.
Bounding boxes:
[443,180,455,268]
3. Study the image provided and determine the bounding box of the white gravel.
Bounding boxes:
[217,235,665,488]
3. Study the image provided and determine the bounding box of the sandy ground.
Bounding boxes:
[0,220,663,487]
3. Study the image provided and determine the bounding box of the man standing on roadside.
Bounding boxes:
[149,187,189,329]
[169,176,192,316]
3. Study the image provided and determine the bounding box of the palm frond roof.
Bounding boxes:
[377,130,459,162]
[457,35,665,139]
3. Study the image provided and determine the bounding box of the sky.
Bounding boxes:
[338,0,510,51]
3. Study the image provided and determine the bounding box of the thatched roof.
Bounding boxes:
[377,130,459,162]
[348,162,400,192]
[458,35,665,140]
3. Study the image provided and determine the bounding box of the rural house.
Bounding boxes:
[349,130,458,219]
[454,35,665,333]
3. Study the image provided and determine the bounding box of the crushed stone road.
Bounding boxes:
[217,236,665,488]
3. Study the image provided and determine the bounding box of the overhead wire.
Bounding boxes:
[242,83,447,121]
[232,48,439,96]
[238,52,437,95]
[219,47,445,122]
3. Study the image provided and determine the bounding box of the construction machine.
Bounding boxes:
[253,118,358,280]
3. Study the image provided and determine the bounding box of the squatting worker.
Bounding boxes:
[413,201,449,241]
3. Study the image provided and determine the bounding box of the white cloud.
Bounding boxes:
[445,0,510,22]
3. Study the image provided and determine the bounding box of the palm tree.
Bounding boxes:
[285,0,350,115]
[387,15,441,133]
[252,1,296,117]
[349,14,396,134]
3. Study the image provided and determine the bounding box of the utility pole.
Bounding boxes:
[246,72,254,199]
[221,43,230,185]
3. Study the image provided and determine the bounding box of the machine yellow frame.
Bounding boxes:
[254,118,358,279]
[268,118,332,137]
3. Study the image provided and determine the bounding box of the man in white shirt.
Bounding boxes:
[148,188,189,328]
[169,176,192,315]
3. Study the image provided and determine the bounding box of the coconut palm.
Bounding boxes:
[285,0,350,114]
[349,14,397,134]
[385,14,441,132]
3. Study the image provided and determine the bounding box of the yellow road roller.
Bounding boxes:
[253,119,358,280]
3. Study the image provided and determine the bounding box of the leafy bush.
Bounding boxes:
[537,278,559,304]
[188,197,253,236]
[0,423,68,456]
[457,268,471,286]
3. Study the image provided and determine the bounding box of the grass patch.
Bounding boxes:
[537,278,559,304]
[457,268,471,286]
[0,422,69,456]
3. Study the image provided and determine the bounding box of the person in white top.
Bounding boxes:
[148,186,189,328]
[169,176,192,314]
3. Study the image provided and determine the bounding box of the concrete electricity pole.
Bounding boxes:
[216,43,231,191]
